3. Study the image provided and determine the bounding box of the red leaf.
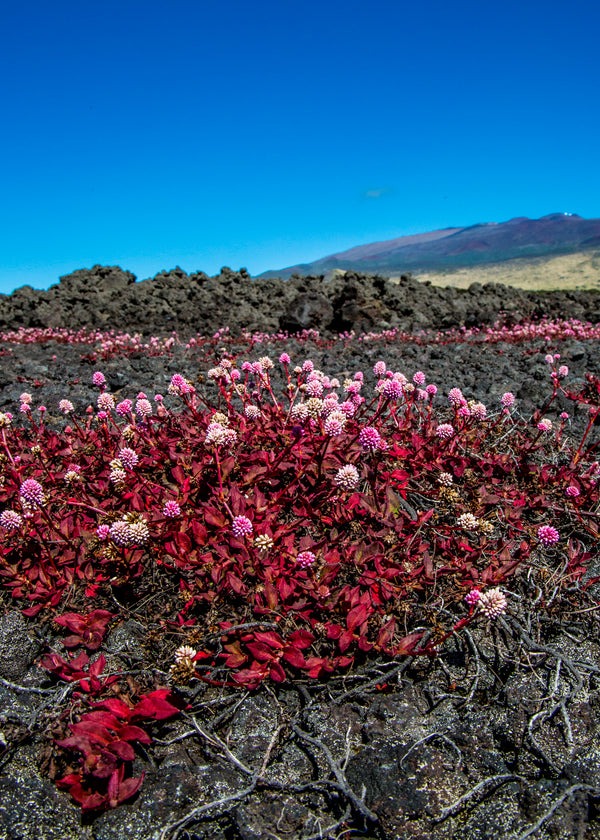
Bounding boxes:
[191,521,207,544]
[246,642,276,661]
[132,690,181,721]
[377,618,396,649]
[109,740,135,761]
[226,572,245,594]
[282,647,306,668]
[113,772,145,806]
[204,507,226,528]
[288,629,314,649]
[346,604,368,633]
[253,631,284,649]
[264,582,278,610]
[269,661,286,682]
[118,725,152,744]
[395,631,426,655]
[94,698,133,718]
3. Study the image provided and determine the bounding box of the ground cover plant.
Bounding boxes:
[1,320,600,838]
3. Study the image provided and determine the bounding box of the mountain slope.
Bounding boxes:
[257,213,600,279]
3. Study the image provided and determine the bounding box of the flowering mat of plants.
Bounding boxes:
[1,321,600,840]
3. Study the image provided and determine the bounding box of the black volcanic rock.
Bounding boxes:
[2,264,600,340]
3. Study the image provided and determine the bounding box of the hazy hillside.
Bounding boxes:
[257,213,600,280]
[411,250,600,291]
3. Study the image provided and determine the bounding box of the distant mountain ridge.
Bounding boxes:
[257,213,600,279]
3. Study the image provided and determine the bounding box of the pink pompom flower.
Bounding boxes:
[119,447,139,469]
[20,479,45,507]
[478,588,508,619]
[163,501,181,518]
[0,510,23,532]
[116,399,133,417]
[232,516,253,538]
[296,551,316,568]
[359,426,383,452]
[465,589,481,606]
[96,524,110,541]
[436,423,454,440]
[538,525,559,547]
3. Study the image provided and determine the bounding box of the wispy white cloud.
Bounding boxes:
[363,187,394,200]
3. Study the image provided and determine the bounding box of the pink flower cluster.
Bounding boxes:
[20,479,45,507]
[163,501,181,518]
[296,551,316,568]
[232,516,253,538]
[359,426,385,452]
[436,424,454,440]
[478,588,508,619]
[109,516,150,547]
[334,464,360,491]
[0,510,23,532]
[537,525,559,547]
[119,448,139,470]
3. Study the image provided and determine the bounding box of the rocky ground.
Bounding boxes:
[2,264,600,338]
[1,268,600,840]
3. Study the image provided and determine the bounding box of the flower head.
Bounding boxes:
[465,588,481,606]
[448,387,464,406]
[59,399,74,415]
[478,588,507,619]
[109,515,149,547]
[537,418,552,432]
[119,447,139,470]
[501,392,515,408]
[538,525,559,547]
[96,524,110,541]
[135,398,153,419]
[232,516,253,538]
[566,485,580,498]
[334,464,360,491]
[436,423,454,440]
[297,551,316,568]
[457,513,479,531]
[413,371,425,386]
[0,510,22,532]
[163,500,181,518]
[382,379,404,400]
[116,399,133,417]
[92,371,106,388]
[97,392,115,412]
[174,645,197,664]
[470,402,487,421]
[20,479,45,507]
[254,534,274,552]
[359,426,384,452]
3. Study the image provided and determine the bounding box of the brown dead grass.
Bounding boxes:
[390,250,600,291]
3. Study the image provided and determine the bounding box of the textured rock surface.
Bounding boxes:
[2,265,600,338]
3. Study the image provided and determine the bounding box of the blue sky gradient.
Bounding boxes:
[1,0,599,293]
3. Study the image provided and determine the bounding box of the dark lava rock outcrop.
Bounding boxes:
[2,265,600,337]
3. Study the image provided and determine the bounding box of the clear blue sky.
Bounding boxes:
[1,0,599,294]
